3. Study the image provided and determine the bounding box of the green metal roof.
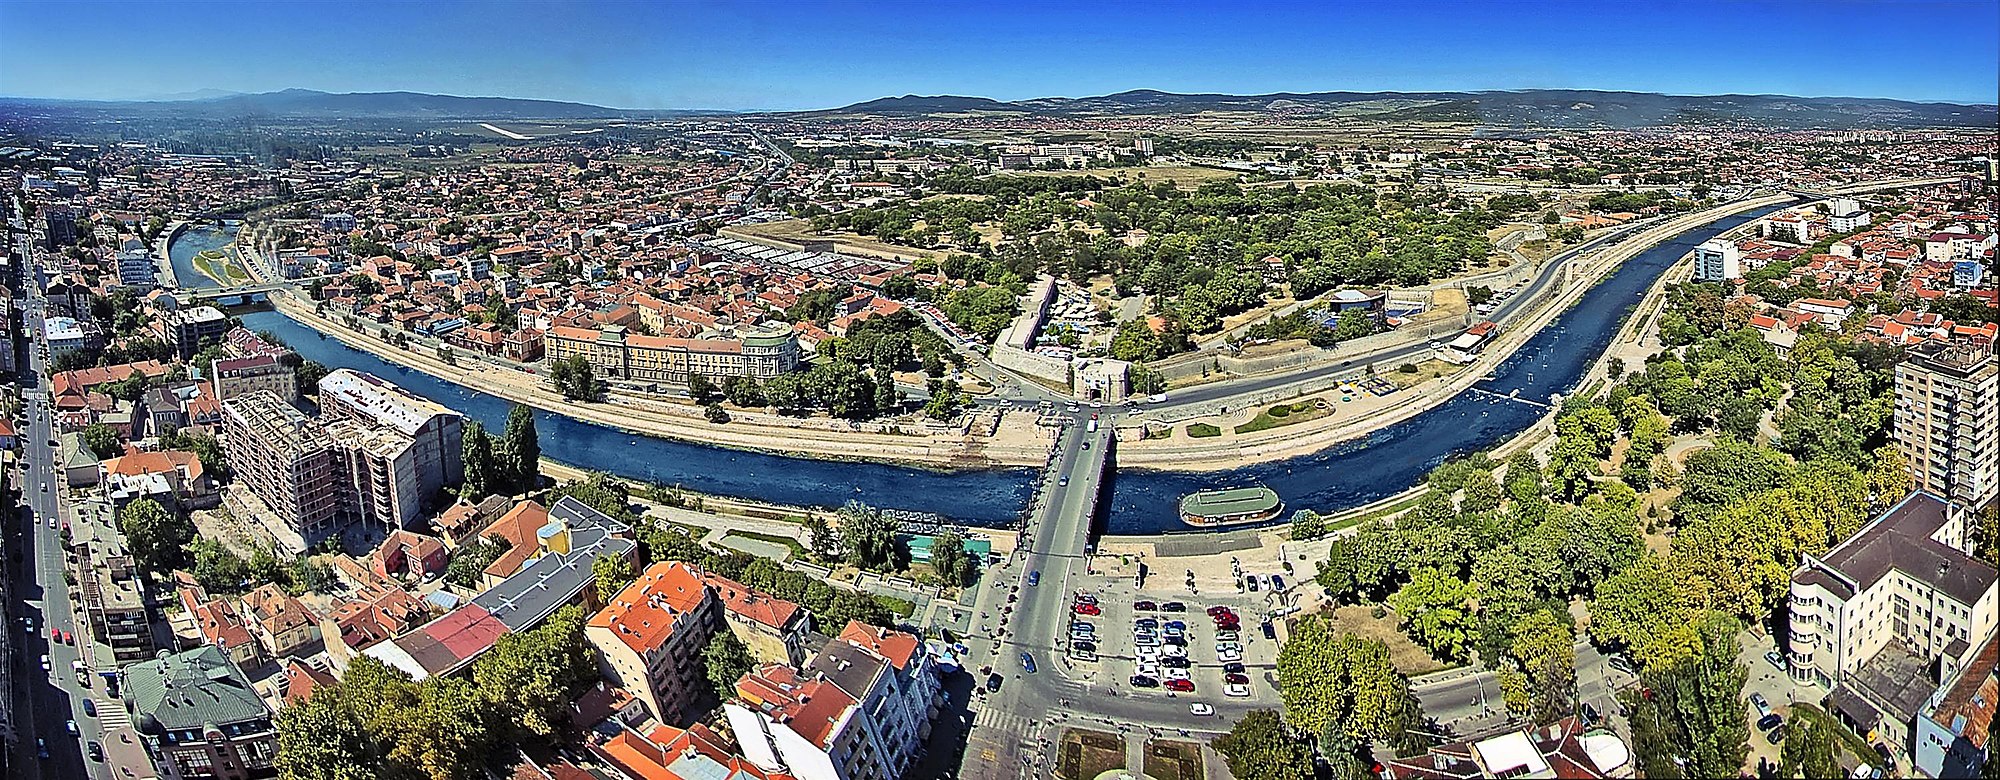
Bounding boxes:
[1178,487,1281,519]
[122,644,271,736]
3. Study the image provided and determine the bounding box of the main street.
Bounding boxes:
[5,242,113,780]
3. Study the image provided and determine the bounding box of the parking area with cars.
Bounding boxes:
[1051,559,1286,711]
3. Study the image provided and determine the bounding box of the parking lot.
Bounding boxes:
[1047,553,1287,711]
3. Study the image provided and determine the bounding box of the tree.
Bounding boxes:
[1275,614,1429,748]
[1388,568,1476,663]
[191,539,252,594]
[1628,612,1750,780]
[295,359,332,395]
[701,630,756,701]
[1508,610,1576,724]
[928,530,975,588]
[274,692,377,780]
[550,354,599,401]
[1780,711,1841,780]
[1212,710,1316,780]
[687,373,718,404]
[593,554,635,604]
[472,605,592,744]
[445,536,507,589]
[82,423,123,459]
[460,421,494,499]
[120,498,193,574]
[1288,509,1326,541]
[838,502,906,572]
[804,515,842,562]
[498,405,541,494]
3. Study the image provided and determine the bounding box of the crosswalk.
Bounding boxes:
[93,695,131,733]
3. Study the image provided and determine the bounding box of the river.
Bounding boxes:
[234,204,1781,535]
[167,222,233,290]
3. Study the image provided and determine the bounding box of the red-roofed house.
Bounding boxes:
[587,561,721,722]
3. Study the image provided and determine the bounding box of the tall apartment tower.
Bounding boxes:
[220,390,348,547]
[1690,238,1741,283]
[1895,341,2000,510]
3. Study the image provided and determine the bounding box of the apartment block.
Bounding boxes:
[64,499,156,665]
[545,322,800,386]
[161,306,229,360]
[317,369,463,516]
[726,620,943,780]
[1895,342,1999,510]
[210,354,297,403]
[121,644,278,780]
[1691,238,1742,282]
[587,561,721,723]
[220,390,346,544]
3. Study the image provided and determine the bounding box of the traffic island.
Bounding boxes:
[1057,728,1127,780]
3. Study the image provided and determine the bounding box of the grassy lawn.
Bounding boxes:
[1327,605,1447,676]
[1387,358,1459,388]
[725,219,940,261]
[1056,729,1126,780]
[874,594,916,618]
[1233,401,1333,435]
[1143,740,1204,780]
[1186,422,1222,438]
[722,528,808,559]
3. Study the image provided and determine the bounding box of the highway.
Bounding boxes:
[5,232,103,780]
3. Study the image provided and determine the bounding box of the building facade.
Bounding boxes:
[219,391,347,544]
[545,323,801,386]
[317,369,463,518]
[210,355,298,403]
[1691,238,1742,283]
[122,645,279,780]
[1895,342,1999,510]
[586,561,722,723]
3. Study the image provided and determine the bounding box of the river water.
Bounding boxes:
[167,223,232,290]
[216,204,1781,535]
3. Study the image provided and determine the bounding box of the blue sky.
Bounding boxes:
[2,0,1994,109]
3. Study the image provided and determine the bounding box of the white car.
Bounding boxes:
[1163,668,1191,682]
[1225,683,1251,698]
[1135,646,1161,661]
[1136,662,1161,679]
[1217,647,1244,663]
[1160,644,1188,658]
[1190,703,1215,716]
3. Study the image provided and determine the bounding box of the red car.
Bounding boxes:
[1072,603,1102,616]
[1164,678,1195,692]
[1215,619,1241,631]
[1206,606,1233,617]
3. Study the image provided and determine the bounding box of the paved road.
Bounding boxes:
[1413,642,1635,739]
[5,248,101,780]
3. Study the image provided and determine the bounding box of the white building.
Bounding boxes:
[727,621,943,780]
[1690,238,1741,282]
[45,315,88,354]
[1828,198,1873,233]
[1895,342,1999,510]
[1788,491,1997,691]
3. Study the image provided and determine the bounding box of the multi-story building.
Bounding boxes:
[587,561,721,723]
[210,354,297,403]
[43,203,77,248]
[317,369,462,516]
[545,322,801,386]
[119,249,159,290]
[321,212,357,233]
[1829,198,1873,233]
[239,583,321,661]
[220,391,346,546]
[161,306,229,360]
[1691,238,1742,283]
[1789,492,1998,689]
[726,620,943,780]
[326,418,426,531]
[122,644,278,780]
[1913,634,1994,779]
[65,499,156,665]
[1895,342,1999,509]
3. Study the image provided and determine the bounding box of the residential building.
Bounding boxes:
[1830,198,1873,233]
[210,354,297,403]
[361,603,511,681]
[587,561,721,723]
[327,417,427,531]
[64,497,156,665]
[119,249,159,290]
[317,369,463,517]
[545,322,801,386]
[1692,238,1742,282]
[1788,492,1998,693]
[1914,634,1995,779]
[183,591,267,671]
[46,315,89,354]
[370,529,450,581]
[99,449,211,507]
[704,569,812,667]
[161,306,229,360]
[220,391,346,545]
[43,202,77,248]
[321,212,356,233]
[1377,717,1628,779]
[590,721,782,780]
[469,496,636,632]
[121,644,278,780]
[726,621,944,780]
[239,584,321,661]
[1895,342,2000,509]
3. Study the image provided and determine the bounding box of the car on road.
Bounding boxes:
[1072,603,1100,616]
[82,698,96,717]
[66,720,78,735]
[1164,678,1195,692]
[1190,703,1215,716]
[87,740,104,762]
[1059,477,1069,487]
[40,653,51,671]
[37,738,48,760]
[1019,653,1037,673]
[1027,571,1040,586]
[20,616,32,634]
[1225,683,1251,697]
[1129,675,1159,688]
[1133,600,1157,611]
[1764,650,1788,672]
[985,673,1004,692]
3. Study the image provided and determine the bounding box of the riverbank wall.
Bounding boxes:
[154,220,190,287]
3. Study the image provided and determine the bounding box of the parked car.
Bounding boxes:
[1757,714,1783,731]
[1270,574,1286,590]
[1225,683,1252,697]
[1130,675,1159,688]
[1206,605,1234,618]
[1133,600,1157,611]
[1217,647,1244,663]
[1072,603,1101,616]
[1073,640,1097,653]
[1135,618,1160,630]
[1224,673,1251,685]
[1164,678,1195,692]
[1160,656,1191,669]
[1766,723,1786,745]
[1160,602,1187,613]
[1163,668,1192,682]
[1246,576,1260,592]
[82,699,96,717]
[1074,593,1098,606]
[1750,692,1773,719]
[87,741,104,762]
[1764,650,1788,672]
[1164,620,1187,631]
[1221,662,1247,674]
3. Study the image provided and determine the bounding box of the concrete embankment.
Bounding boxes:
[154,220,190,287]
[271,293,1051,470]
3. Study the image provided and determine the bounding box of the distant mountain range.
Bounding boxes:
[0,89,713,120]
[1,87,1991,129]
[812,88,1999,129]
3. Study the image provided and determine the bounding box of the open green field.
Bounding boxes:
[1001,165,1241,187]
